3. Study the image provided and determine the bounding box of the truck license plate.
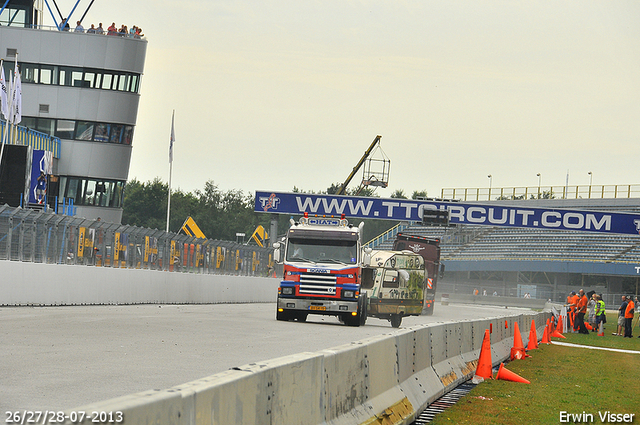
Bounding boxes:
[310,306,326,311]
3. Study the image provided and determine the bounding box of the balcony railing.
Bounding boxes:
[0,121,60,158]
[441,185,640,201]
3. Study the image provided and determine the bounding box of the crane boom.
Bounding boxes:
[335,135,382,196]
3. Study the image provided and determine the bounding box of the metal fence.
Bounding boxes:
[0,205,274,276]
[441,184,640,201]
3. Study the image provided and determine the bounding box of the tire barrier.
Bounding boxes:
[62,311,551,425]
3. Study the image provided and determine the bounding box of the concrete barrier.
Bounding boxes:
[0,261,279,306]
[63,310,551,425]
[440,293,548,309]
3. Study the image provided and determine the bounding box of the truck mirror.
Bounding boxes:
[362,247,372,266]
[439,264,445,279]
[273,242,281,263]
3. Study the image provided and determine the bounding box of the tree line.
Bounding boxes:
[122,179,429,243]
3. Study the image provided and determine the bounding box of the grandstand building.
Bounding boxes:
[0,1,147,223]
[372,196,640,304]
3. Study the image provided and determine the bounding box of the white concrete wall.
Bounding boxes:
[0,261,278,306]
[60,311,551,425]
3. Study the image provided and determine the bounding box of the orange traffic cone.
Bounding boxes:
[556,315,564,335]
[551,328,566,338]
[474,329,493,380]
[495,363,530,384]
[527,319,538,350]
[597,321,604,337]
[510,322,528,360]
[569,311,575,332]
[541,325,551,344]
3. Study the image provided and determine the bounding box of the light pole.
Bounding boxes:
[588,171,592,198]
[537,173,541,198]
[487,174,492,200]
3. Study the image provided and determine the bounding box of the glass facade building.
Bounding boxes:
[0,1,147,222]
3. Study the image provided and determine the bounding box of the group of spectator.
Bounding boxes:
[566,289,606,335]
[566,289,637,337]
[61,19,144,38]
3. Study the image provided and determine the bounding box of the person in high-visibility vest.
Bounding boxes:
[575,289,589,334]
[594,294,606,333]
[623,295,635,338]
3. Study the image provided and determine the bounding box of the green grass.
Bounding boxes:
[429,322,640,425]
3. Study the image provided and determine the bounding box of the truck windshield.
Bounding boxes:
[286,238,358,265]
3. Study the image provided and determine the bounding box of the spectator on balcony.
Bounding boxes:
[87,24,96,34]
[74,21,84,32]
[96,23,105,35]
[107,22,117,36]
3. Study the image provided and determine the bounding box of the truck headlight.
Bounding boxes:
[343,290,355,298]
[282,287,294,295]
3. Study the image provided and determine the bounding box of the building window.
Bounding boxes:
[10,61,142,93]
[123,126,133,145]
[40,65,56,85]
[24,116,134,145]
[22,63,38,83]
[55,120,75,139]
[60,177,125,208]
[76,121,95,140]
[95,123,110,142]
[36,118,55,135]
[101,73,113,90]
[83,71,96,88]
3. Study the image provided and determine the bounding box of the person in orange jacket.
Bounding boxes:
[623,295,635,338]
[567,291,579,331]
[575,289,589,334]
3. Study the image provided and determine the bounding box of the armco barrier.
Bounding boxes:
[62,311,551,425]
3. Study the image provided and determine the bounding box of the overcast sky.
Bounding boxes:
[51,1,640,198]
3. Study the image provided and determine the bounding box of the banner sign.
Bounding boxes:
[29,149,53,204]
[254,191,640,236]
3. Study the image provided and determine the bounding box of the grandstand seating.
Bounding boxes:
[371,224,640,264]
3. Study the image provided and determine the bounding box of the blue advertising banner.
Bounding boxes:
[29,149,53,205]
[255,191,640,236]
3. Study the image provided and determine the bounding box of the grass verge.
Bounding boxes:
[429,322,640,424]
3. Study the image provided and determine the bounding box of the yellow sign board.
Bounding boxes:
[181,216,206,239]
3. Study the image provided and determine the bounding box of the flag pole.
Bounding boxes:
[0,55,15,171]
[166,110,175,233]
[0,58,6,170]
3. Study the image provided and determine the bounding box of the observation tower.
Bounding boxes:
[0,0,147,222]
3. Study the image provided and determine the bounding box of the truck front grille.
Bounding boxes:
[299,273,337,296]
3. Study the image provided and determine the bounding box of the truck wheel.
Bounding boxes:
[390,314,402,328]
[358,294,368,327]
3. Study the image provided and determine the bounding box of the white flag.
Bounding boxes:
[169,110,175,163]
[0,65,8,121]
[12,61,21,124]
